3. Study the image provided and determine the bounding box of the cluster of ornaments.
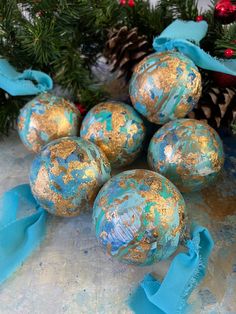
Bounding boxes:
[17,51,225,266]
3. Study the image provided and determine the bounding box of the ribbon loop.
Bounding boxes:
[153,20,236,77]
[0,184,46,284]
[157,20,208,45]
[0,59,53,96]
[129,225,214,314]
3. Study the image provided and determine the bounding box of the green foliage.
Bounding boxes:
[78,86,107,109]
[160,0,199,20]
[215,24,236,56]
[110,0,172,39]
[0,91,29,136]
[0,0,235,135]
[201,1,236,58]
[53,48,90,94]
[20,17,60,67]
[232,121,236,135]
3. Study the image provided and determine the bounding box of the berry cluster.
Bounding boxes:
[120,0,135,7]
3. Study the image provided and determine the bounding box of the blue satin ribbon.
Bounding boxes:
[129,226,214,314]
[0,184,46,284]
[153,20,236,77]
[0,59,53,96]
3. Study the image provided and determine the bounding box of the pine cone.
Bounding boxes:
[188,86,236,131]
[104,26,152,80]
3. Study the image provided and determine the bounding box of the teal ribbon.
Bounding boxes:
[153,20,236,76]
[129,226,214,314]
[0,183,214,313]
[0,184,46,284]
[0,59,53,96]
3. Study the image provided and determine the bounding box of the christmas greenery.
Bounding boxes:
[0,0,235,135]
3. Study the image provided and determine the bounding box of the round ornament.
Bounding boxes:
[93,169,186,266]
[30,137,111,217]
[129,51,202,125]
[148,119,224,192]
[18,93,80,153]
[80,101,146,168]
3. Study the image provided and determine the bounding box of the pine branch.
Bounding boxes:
[158,0,199,20]
[20,17,61,67]
[0,91,29,136]
[0,0,235,136]
[125,0,173,39]
[79,86,107,109]
[53,47,91,96]
[215,24,236,58]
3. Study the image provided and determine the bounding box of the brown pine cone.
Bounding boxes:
[104,26,153,80]
[188,86,236,131]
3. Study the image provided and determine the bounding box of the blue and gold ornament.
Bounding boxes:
[129,51,201,125]
[18,93,80,153]
[93,169,186,266]
[148,119,224,192]
[80,101,146,168]
[30,137,111,217]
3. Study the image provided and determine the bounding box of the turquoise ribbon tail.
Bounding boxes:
[128,225,214,314]
[0,184,47,284]
[153,20,236,77]
[0,59,53,96]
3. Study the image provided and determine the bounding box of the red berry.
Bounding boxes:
[128,0,135,7]
[120,0,126,5]
[196,15,204,22]
[75,103,87,116]
[214,0,236,24]
[224,48,234,58]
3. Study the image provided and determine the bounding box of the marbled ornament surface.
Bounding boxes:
[148,119,224,192]
[129,51,201,124]
[0,132,235,314]
[30,137,111,217]
[18,93,80,153]
[93,169,185,265]
[80,101,146,168]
